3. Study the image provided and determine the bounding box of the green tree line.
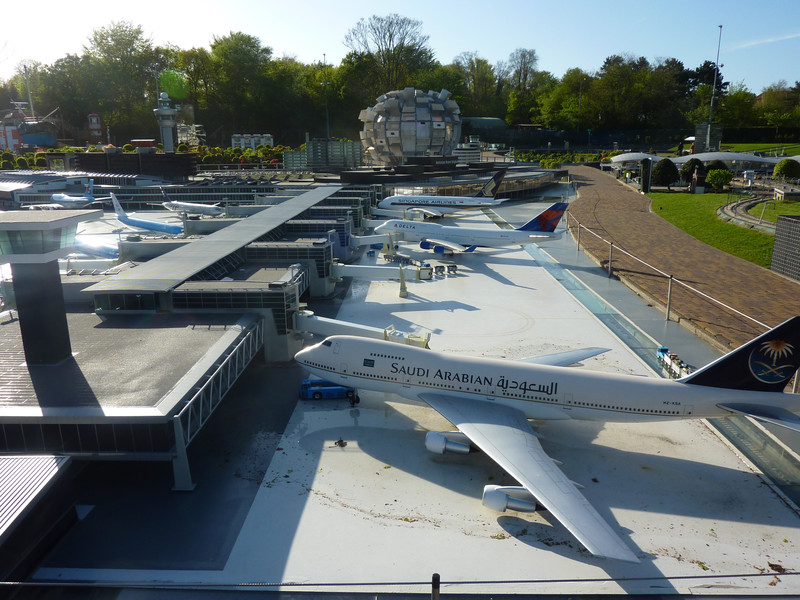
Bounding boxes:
[2,16,799,148]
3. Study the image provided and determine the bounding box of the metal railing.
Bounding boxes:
[565,211,769,332]
[171,317,264,489]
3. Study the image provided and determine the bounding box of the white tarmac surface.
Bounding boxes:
[35,206,800,594]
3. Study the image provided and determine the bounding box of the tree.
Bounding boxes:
[718,82,757,127]
[705,169,733,191]
[705,159,728,172]
[680,158,704,182]
[83,21,170,141]
[539,68,590,130]
[452,52,504,116]
[652,158,680,190]
[756,81,799,128]
[507,48,538,91]
[504,48,541,124]
[774,158,800,179]
[343,14,434,96]
[207,32,272,138]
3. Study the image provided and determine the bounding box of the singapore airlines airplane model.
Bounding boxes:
[374,202,568,253]
[159,187,224,217]
[377,168,508,217]
[295,317,800,562]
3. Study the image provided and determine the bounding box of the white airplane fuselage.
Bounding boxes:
[295,336,800,424]
[378,195,500,214]
[162,200,223,217]
[374,219,561,247]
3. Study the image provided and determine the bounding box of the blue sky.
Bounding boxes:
[2,0,798,93]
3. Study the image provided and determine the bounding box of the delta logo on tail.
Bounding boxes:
[518,202,569,233]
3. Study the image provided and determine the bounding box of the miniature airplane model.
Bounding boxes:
[377,168,508,217]
[159,187,224,217]
[295,316,800,562]
[49,181,111,208]
[374,202,568,253]
[111,193,183,235]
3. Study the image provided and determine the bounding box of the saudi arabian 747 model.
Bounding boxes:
[295,317,800,563]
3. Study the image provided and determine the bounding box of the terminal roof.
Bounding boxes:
[83,185,341,294]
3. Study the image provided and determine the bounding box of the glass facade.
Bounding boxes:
[0,225,77,257]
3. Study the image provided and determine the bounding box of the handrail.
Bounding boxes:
[565,212,769,332]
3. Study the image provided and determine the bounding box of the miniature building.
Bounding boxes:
[0,210,102,364]
[154,92,178,153]
[358,88,461,166]
[231,134,273,150]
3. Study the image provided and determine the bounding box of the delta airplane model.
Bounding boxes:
[159,187,224,217]
[377,168,507,217]
[111,193,183,235]
[295,317,800,562]
[374,202,568,254]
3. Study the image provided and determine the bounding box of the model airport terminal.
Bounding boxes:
[2,90,800,596]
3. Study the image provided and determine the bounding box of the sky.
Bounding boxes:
[1,0,799,94]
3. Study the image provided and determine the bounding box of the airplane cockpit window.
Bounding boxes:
[322,340,332,347]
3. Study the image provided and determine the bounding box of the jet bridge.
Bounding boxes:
[294,310,429,347]
[331,261,432,281]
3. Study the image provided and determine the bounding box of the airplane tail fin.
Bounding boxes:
[160,186,171,202]
[110,193,127,218]
[681,316,800,392]
[473,168,507,199]
[516,202,569,232]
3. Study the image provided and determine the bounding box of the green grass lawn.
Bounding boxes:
[747,200,800,222]
[720,142,800,155]
[665,142,800,156]
[648,191,775,268]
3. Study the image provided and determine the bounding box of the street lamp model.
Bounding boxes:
[706,25,723,151]
[323,53,331,140]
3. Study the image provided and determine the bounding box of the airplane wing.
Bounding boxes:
[421,238,475,253]
[418,393,639,563]
[407,207,443,218]
[718,403,800,433]
[519,347,610,366]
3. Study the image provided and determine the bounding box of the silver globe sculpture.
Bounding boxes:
[358,87,461,166]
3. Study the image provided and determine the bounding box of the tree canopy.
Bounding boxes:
[2,16,798,148]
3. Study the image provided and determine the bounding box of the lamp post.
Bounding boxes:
[577,76,586,136]
[323,53,331,140]
[706,25,723,151]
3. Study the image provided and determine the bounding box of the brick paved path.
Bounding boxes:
[566,165,800,350]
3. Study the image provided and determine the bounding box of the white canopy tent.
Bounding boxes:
[671,151,782,166]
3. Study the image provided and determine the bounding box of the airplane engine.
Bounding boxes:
[425,431,473,455]
[417,241,447,254]
[482,485,541,513]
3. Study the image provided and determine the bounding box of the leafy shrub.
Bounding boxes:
[652,158,680,190]
[679,158,705,182]
[774,158,800,179]
[15,157,28,169]
[706,169,734,191]
[34,155,47,167]
[122,144,134,152]
[705,159,728,172]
